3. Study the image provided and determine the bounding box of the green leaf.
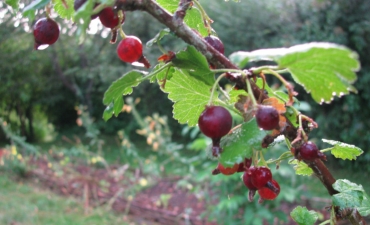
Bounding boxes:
[230,43,360,104]
[5,0,19,11]
[171,46,214,86]
[289,159,313,176]
[184,8,208,37]
[23,0,51,14]
[102,70,145,120]
[103,103,114,121]
[285,106,299,127]
[156,0,177,13]
[322,139,363,160]
[228,89,248,104]
[146,28,171,47]
[332,179,370,216]
[156,0,208,36]
[219,118,268,166]
[54,0,74,20]
[148,63,175,83]
[162,69,214,126]
[290,206,319,225]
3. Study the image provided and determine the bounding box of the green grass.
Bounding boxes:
[0,174,128,225]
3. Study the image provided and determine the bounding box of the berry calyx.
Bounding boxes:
[99,7,124,29]
[117,36,143,63]
[251,166,272,189]
[198,106,232,139]
[204,35,225,54]
[255,105,279,130]
[217,162,239,175]
[298,141,326,161]
[258,179,280,200]
[211,138,222,157]
[33,17,60,50]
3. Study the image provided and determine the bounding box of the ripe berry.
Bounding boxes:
[236,158,252,172]
[255,105,279,130]
[198,106,232,139]
[258,179,280,200]
[99,7,124,29]
[299,141,326,161]
[117,36,143,63]
[251,166,272,189]
[205,35,224,54]
[33,17,60,50]
[242,167,257,190]
[217,162,239,175]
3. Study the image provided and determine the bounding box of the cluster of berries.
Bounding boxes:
[33,1,148,67]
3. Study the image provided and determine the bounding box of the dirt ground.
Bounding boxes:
[22,157,363,225]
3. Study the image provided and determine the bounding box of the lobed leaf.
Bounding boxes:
[230,43,360,104]
[102,70,146,121]
[54,0,74,20]
[332,179,370,216]
[171,46,214,86]
[290,206,319,225]
[219,118,267,166]
[228,89,248,104]
[322,139,363,160]
[289,159,313,176]
[156,0,208,36]
[162,68,214,126]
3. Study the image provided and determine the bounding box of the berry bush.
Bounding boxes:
[5,0,370,224]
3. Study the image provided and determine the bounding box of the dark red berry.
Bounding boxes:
[99,7,124,29]
[255,105,279,130]
[237,162,245,172]
[236,158,252,172]
[258,179,280,200]
[299,141,326,161]
[243,168,257,190]
[205,35,224,54]
[217,162,239,175]
[33,17,60,50]
[117,36,143,63]
[74,0,100,19]
[198,106,232,139]
[251,166,272,189]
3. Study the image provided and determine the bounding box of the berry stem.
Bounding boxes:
[263,69,296,105]
[259,151,268,167]
[320,147,334,153]
[192,0,213,34]
[208,73,227,105]
[139,62,173,82]
[91,4,107,16]
[245,78,258,107]
[251,65,280,74]
[318,220,331,225]
[265,151,293,165]
[116,10,125,29]
[156,41,167,55]
[298,114,308,141]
